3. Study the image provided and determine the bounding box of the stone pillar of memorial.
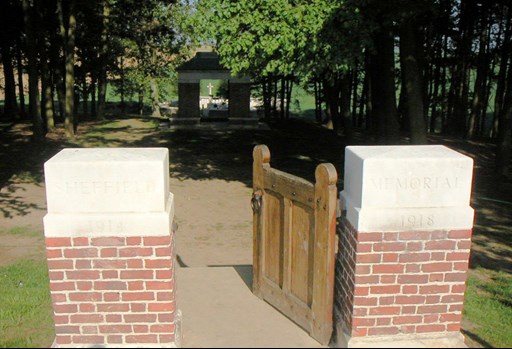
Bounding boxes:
[228,79,251,118]
[178,81,200,118]
[335,145,474,348]
[43,148,180,348]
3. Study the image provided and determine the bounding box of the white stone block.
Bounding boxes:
[341,145,474,231]
[44,194,175,237]
[44,148,170,213]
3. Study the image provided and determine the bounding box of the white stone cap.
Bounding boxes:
[341,145,475,231]
[343,145,474,209]
[44,148,170,213]
[44,193,175,237]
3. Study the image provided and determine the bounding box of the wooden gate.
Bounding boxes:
[251,145,337,345]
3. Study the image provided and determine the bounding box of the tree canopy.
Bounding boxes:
[0,0,511,178]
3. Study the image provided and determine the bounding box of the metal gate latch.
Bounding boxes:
[251,191,262,214]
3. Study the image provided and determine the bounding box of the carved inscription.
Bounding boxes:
[55,180,156,195]
[371,176,458,191]
[86,220,124,233]
[401,214,434,228]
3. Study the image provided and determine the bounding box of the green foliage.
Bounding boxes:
[0,259,54,348]
[107,0,196,106]
[196,0,340,78]
[190,0,378,94]
[464,272,512,348]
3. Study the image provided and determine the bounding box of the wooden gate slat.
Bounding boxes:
[264,192,283,286]
[263,168,315,206]
[289,202,314,305]
[311,163,338,344]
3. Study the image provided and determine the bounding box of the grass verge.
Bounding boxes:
[463,270,512,348]
[0,259,54,348]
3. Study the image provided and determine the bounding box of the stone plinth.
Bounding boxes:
[43,148,180,348]
[335,145,473,348]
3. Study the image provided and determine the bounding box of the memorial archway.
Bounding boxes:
[176,51,251,119]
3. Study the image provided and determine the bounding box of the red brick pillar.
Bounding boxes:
[335,145,474,347]
[43,148,181,347]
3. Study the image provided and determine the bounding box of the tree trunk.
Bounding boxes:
[22,0,44,140]
[400,19,428,144]
[285,77,293,119]
[262,77,272,120]
[313,80,322,123]
[496,51,512,178]
[440,35,449,133]
[272,76,278,119]
[364,50,373,132]
[359,67,368,128]
[138,84,144,115]
[449,0,476,137]
[351,67,359,127]
[120,56,126,114]
[96,0,111,120]
[397,68,408,132]
[91,73,97,117]
[369,28,400,144]
[41,47,55,132]
[39,15,55,132]
[58,0,77,137]
[429,35,442,134]
[150,77,161,117]
[467,2,490,139]
[493,6,511,138]
[340,74,353,142]
[279,77,285,120]
[82,75,89,115]
[15,36,26,120]
[324,78,341,133]
[1,41,18,119]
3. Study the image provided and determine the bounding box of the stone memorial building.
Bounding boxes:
[176,51,251,120]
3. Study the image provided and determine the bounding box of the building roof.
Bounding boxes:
[177,52,229,72]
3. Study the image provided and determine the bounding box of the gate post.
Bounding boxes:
[335,145,474,347]
[43,148,181,347]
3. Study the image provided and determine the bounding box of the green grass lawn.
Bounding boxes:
[464,271,512,347]
[0,259,54,348]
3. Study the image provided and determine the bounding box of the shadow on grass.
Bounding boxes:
[461,329,494,348]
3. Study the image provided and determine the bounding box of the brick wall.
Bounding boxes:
[46,234,178,347]
[335,217,471,339]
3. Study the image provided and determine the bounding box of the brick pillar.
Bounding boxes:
[43,148,181,348]
[335,145,474,348]
[178,82,199,118]
[228,82,251,118]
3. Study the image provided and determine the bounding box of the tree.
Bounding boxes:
[57,0,77,137]
[110,0,189,117]
[97,0,112,120]
[21,0,45,139]
[399,15,428,144]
